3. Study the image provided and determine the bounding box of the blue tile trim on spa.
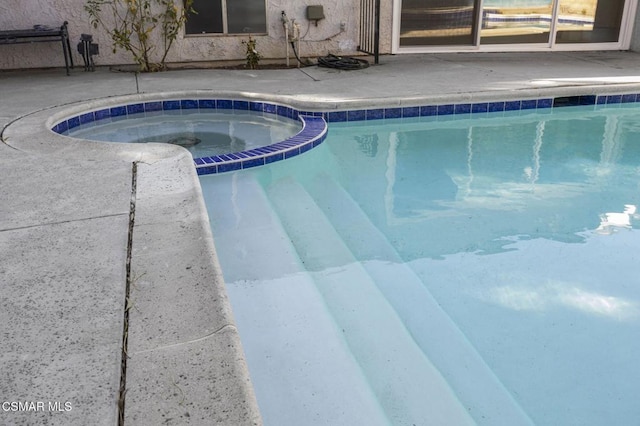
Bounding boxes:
[51,99,328,176]
[51,92,640,175]
[194,115,327,175]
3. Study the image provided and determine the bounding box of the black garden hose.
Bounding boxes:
[288,43,370,70]
[290,42,314,67]
[317,54,370,70]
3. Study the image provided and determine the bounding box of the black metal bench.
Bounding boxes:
[0,22,73,75]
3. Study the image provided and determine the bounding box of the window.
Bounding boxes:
[186,0,267,35]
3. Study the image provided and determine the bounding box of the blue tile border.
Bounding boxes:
[52,99,329,175]
[193,115,328,175]
[52,92,640,174]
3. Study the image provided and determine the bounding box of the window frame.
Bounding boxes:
[392,0,639,53]
[185,0,268,36]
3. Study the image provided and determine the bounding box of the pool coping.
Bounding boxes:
[40,89,640,176]
[5,83,640,425]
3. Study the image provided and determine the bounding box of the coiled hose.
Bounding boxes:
[317,54,370,70]
[289,42,370,71]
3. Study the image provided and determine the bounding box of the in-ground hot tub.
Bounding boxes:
[52,98,328,174]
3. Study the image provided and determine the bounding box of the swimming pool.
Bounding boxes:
[52,98,328,174]
[65,109,302,159]
[200,101,640,425]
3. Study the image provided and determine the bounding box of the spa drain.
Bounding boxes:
[167,135,202,147]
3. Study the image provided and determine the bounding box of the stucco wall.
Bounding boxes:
[4,0,638,71]
[0,0,381,71]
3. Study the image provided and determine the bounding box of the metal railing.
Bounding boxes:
[358,0,380,64]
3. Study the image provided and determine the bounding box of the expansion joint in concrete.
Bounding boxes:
[0,212,129,234]
[118,161,138,426]
[135,72,140,94]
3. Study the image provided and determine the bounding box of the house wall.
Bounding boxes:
[3,0,640,71]
[0,0,373,71]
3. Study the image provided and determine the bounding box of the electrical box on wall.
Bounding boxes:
[306,5,325,25]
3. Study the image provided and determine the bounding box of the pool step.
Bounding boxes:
[199,173,389,426]
[265,176,475,426]
[201,173,300,282]
[303,172,535,426]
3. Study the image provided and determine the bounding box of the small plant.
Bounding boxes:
[242,35,262,70]
[85,0,194,72]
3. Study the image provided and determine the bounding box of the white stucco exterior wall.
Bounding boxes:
[4,0,640,71]
[0,0,377,71]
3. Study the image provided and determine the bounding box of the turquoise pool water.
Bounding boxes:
[65,109,301,159]
[200,104,640,425]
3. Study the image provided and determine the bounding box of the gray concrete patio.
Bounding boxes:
[2,51,640,425]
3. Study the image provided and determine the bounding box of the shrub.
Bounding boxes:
[242,35,262,70]
[85,0,194,72]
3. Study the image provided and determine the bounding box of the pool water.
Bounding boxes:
[200,104,640,425]
[65,110,301,159]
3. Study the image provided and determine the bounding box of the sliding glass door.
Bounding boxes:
[399,0,478,46]
[555,0,625,43]
[396,0,632,50]
[480,0,555,45]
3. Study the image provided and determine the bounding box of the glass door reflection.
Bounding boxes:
[556,0,624,43]
[480,0,555,45]
[397,0,628,49]
[399,0,478,46]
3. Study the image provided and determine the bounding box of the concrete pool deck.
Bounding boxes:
[2,50,640,425]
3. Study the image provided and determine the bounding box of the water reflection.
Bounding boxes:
[596,204,638,234]
[328,106,640,260]
[485,280,638,320]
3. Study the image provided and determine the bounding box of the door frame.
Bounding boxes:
[391,0,639,53]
